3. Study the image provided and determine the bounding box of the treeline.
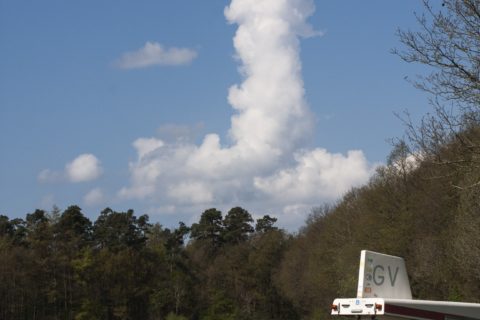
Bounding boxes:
[0,206,295,320]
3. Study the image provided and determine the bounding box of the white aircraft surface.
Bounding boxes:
[331,250,480,319]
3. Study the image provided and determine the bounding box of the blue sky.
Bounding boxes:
[0,0,432,230]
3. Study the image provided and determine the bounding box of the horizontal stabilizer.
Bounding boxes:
[331,298,480,319]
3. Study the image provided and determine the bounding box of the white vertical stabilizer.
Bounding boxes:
[357,250,412,299]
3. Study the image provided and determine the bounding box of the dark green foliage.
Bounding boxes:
[222,207,254,244]
[56,205,92,245]
[255,215,278,233]
[93,208,150,251]
[0,215,14,236]
[190,208,224,249]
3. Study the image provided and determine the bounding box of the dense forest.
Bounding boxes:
[1,0,479,319]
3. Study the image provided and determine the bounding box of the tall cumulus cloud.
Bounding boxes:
[119,0,375,229]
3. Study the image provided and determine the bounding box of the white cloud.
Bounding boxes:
[114,42,198,69]
[390,152,422,173]
[66,154,103,183]
[118,0,375,230]
[38,154,102,184]
[254,149,374,202]
[84,187,105,206]
[157,123,205,143]
[38,169,63,183]
[147,205,177,216]
[168,181,214,205]
[133,137,164,160]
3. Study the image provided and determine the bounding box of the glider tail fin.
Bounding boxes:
[356,250,412,299]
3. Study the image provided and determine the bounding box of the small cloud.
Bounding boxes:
[118,185,155,200]
[390,152,422,173]
[133,137,164,160]
[114,42,198,69]
[38,169,63,183]
[66,154,103,183]
[84,187,105,206]
[321,113,334,121]
[157,123,205,143]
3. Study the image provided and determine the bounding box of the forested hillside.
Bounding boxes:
[1,0,479,319]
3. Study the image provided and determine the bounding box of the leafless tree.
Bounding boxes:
[393,0,480,181]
